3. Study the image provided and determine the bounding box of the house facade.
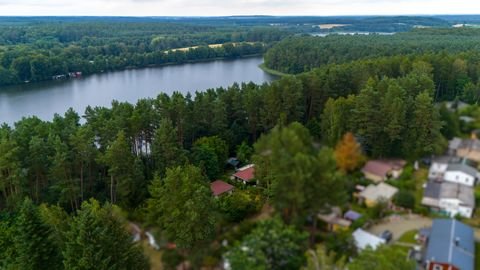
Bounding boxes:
[422,181,475,218]
[443,163,477,187]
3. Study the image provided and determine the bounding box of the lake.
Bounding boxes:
[0,57,275,125]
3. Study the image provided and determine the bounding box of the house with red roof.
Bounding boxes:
[210,180,235,197]
[232,164,256,185]
[361,159,406,183]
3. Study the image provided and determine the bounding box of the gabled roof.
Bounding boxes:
[233,164,255,182]
[210,180,235,196]
[446,163,478,178]
[423,181,475,207]
[359,182,398,202]
[352,229,385,251]
[425,219,475,270]
[361,159,406,178]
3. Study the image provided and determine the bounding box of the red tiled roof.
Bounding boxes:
[362,159,406,178]
[210,180,234,196]
[233,166,255,182]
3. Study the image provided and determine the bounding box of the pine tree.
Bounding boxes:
[14,198,62,270]
[63,199,149,270]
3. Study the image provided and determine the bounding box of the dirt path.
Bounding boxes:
[367,214,432,241]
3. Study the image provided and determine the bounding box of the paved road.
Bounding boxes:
[367,214,432,241]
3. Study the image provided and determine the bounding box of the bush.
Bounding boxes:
[161,249,184,270]
[217,191,262,223]
[394,190,415,209]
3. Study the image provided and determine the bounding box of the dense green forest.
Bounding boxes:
[0,21,287,86]
[2,16,480,270]
[264,28,480,74]
[1,46,476,268]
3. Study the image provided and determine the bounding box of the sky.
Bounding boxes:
[0,0,479,16]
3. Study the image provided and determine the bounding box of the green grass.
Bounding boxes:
[413,168,428,210]
[258,63,291,77]
[398,229,417,244]
[476,243,480,270]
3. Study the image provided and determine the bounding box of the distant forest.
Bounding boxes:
[1,15,479,87]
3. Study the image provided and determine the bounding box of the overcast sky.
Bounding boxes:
[0,0,479,16]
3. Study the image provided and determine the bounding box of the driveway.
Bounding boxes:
[367,214,432,241]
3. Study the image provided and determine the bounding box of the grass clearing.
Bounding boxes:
[476,242,480,270]
[398,229,417,244]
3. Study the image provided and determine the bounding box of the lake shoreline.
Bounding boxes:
[0,54,265,90]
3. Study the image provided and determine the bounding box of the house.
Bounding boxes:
[448,137,462,156]
[456,138,480,162]
[361,159,406,183]
[358,182,398,207]
[344,210,362,222]
[232,164,256,185]
[422,180,475,218]
[210,180,235,197]
[424,219,475,270]
[352,228,386,251]
[428,156,458,180]
[444,163,478,187]
[317,207,352,232]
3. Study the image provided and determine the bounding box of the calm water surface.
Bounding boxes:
[0,57,274,125]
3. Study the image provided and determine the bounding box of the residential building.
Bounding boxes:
[344,210,362,222]
[352,228,386,251]
[424,219,475,270]
[444,163,478,187]
[422,180,475,218]
[210,180,235,197]
[358,182,398,207]
[317,207,351,232]
[231,164,256,185]
[361,159,406,183]
[428,156,454,180]
[456,138,480,162]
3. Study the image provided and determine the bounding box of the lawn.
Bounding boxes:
[476,243,480,270]
[398,229,417,244]
[413,168,428,210]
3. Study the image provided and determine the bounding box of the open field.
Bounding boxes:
[166,42,258,53]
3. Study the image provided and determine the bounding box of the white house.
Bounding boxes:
[428,156,453,179]
[352,229,386,251]
[422,181,475,218]
[444,163,478,187]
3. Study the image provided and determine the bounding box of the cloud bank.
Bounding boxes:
[0,0,478,16]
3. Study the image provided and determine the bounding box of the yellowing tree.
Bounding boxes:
[334,132,364,173]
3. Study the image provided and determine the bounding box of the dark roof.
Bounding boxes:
[432,155,455,164]
[344,210,362,221]
[233,165,255,182]
[459,139,480,151]
[210,180,234,196]
[425,219,474,270]
[447,163,478,178]
[423,180,475,206]
[227,157,240,167]
[361,159,406,177]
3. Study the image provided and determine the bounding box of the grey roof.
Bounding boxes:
[449,137,462,150]
[425,219,475,270]
[432,155,454,164]
[459,139,480,151]
[423,181,475,207]
[446,163,478,178]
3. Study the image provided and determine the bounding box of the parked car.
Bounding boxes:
[380,230,393,243]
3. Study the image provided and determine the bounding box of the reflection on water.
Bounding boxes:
[0,57,274,125]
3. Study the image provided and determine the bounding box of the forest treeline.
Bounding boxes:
[0,22,288,86]
[1,50,477,211]
[264,28,480,74]
[0,48,474,268]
